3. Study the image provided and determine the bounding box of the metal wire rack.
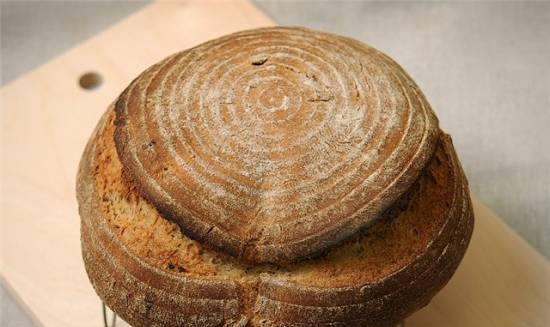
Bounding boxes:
[101,302,405,327]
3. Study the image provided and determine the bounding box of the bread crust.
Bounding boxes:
[112,27,440,264]
[78,105,473,327]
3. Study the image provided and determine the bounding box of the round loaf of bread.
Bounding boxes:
[77,27,474,327]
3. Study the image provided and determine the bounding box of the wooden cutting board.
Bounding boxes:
[1,2,548,327]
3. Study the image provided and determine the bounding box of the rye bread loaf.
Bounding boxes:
[77,27,474,327]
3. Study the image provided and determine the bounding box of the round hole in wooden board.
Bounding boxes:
[78,71,103,90]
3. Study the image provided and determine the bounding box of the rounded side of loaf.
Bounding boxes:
[113,27,440,264]
[78,106,473,327]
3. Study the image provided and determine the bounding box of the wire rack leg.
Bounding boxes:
[102,302,117,327]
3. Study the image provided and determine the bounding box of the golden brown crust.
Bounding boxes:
[78,105,473,327]
[79,111,247,327]
[113,27,440,264]
[78,27,474,327]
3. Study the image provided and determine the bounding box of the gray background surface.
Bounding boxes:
[1,1,549,326]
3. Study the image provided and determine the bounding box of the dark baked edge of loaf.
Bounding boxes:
[77,109,474,327]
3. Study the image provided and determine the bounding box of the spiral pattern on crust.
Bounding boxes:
[114,27,439,264]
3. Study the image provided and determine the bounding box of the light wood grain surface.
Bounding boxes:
[1,1,548,327]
